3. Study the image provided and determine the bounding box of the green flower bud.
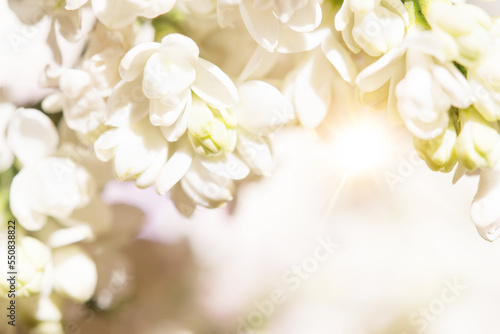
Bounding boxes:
[455,107,500,170]
[414,119,458,173]
[188,96,237,156]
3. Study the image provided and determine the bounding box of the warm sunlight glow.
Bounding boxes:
[332,119,391,175]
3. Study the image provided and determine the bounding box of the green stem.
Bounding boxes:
[403,0,431,29]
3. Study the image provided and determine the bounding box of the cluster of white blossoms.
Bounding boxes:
[3,0,500,330]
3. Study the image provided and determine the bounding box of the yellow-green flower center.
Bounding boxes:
[187,95,238,156]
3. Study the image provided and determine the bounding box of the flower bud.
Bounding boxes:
[413,119,458,173]
[455,107,500,170]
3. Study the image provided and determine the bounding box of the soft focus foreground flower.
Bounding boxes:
[335,0,409,56]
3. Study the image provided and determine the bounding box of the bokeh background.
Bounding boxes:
[2,0,500,333]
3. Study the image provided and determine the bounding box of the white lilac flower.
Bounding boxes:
[5,108,111,237]
[96,78,292,209]
[216,0,327,53]
[10,156,95,231]
[105,33,238,140]
[356,29,474,139]
[335,0,409,57]
[170,81,294,208]
[8,0,83,41]
[424,1,492,68]
[7,0,86,65]
[6,108,59,167]
[42,23,142,136]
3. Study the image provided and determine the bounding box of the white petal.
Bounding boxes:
[341,20,361,54]
[276,26,327,53]
[273,0,308,22]
[381,0,409,25]
[352,11,388,57]
[56,8,82,42]
[53,245,97,302]
[350,0,379,12]
[335,0,352,31]
[160,94,192,142]
[404,29,445,63]
[396,68,448,139]
[49,225,94,248]
[355,46,405,92]
[160,33,200,63]
[0,103,15,172]
[181,158,234,207]
[149,90,190,127]
[199,152,250,180]
[321,33,358,84]
[233,80,293,135]
[237,45,278,83]
[65,0,88,10]
[106,77,149,127]
[136,144,168,188]
[114,120,167,181]
[119,42,160,82]
[170,184,197,216]
[239,0,280,52]
[156,138,193,195]
[142,52,196,100]
[94,128,127,162]
[10,169,47,231]
[471,168,500,241]
[292,52,332,128]
[287,0,322,33]
[126,0,176,18]
[237,129,274,175]
[92,0,137,29]
[432,63,474,109]
[7,108,59,166]
[191,58,239,108]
